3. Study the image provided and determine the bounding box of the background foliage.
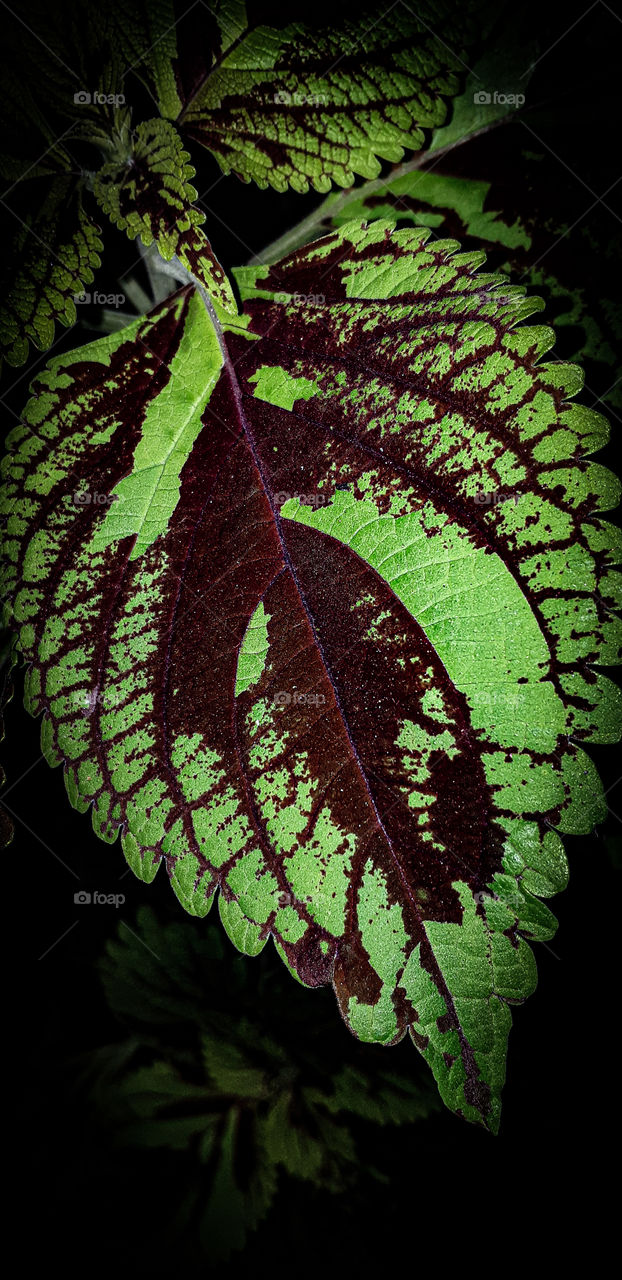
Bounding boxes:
[3,0,621,1266]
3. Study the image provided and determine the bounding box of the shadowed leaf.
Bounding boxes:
[83,906,436,1258]
[321,148,622,418]
[0,174,103,369]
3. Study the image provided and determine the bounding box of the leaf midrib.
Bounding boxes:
[209,308,493,1117]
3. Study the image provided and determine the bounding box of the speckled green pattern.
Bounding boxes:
[1,220,620,1131]
[180,5,464,193]
[110,0,467,193]
[0,175,102,368]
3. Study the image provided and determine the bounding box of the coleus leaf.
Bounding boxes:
[0,15,131,369]
[90,907,435,1257]
[319,165,529,256]
[99,0,241,121]
[0,174,103,369]
[0,0,471,370]
[179,5,465,193]
[319,153,622,415]
[0,66,70,183]
[2,221,621,1131]
[106,0,467,192]
[116,1058,278,1260]
[93,118,237,315]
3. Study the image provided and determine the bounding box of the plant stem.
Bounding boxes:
[249,116,513,266]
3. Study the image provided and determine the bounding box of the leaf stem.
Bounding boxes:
[248,116,514,266]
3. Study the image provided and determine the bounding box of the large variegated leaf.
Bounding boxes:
[2,222,620,1131]
[93,118,237,315]
[106,0,467,192]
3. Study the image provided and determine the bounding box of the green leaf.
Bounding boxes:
[98,904,437,1126]
[2,221,620,1132]
[98,0,220,123]
[0,66,69,181]
[427,5,536,155]
[326,165,530,248]
[107,0,468,192]
[107,1057,278,1256]
[0,174,103,369]
[318,147,622,418]
[0,3,140,369]
[93,118,237,315]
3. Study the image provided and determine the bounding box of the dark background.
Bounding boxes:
[3,0,621,1269]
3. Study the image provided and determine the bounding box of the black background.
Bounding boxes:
[3,0,621,1269]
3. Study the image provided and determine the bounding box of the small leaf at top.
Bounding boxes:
[93,118,238,316]
[107,0,469,192]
